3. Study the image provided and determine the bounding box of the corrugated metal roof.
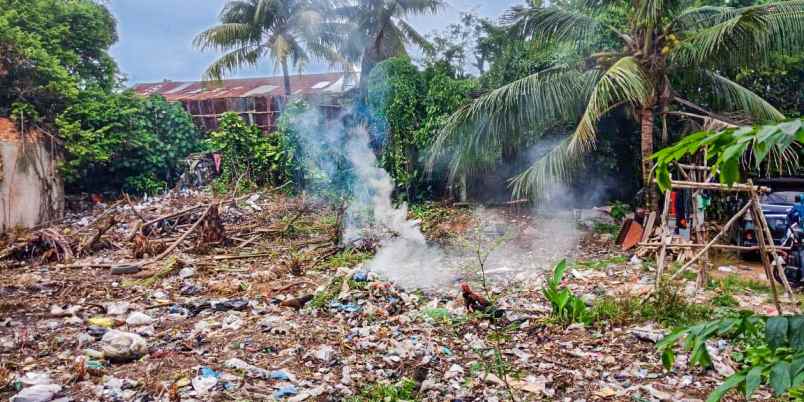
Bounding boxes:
[132,72,356,101]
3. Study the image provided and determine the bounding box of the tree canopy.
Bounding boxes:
[0,0,118,121]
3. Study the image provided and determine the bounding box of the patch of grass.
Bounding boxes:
[574,255,628,270]
[710,274,770,294]
[309,276,344,309]
[590,285,712,328]
[324,248,373,269]
[711,291,739,307]
[592,222,620,236]
[344,378,418,402]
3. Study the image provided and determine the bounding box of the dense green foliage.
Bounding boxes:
[57,91,201,194]
[0,0,118,121]
[206,113,295,192]
[430,0,803,200]
[367,57,476,200]
[658,312,804,401]
[652,118,804,191]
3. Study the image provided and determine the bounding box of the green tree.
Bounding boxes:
[205,112,293,190]
[333,0,443,88]
[368,57,476,200]
[0,0,118,120]
[57,90,201,194]
[430,0,804,202]
[194,0,341,97]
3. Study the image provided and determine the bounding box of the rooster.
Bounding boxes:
[460,283,505,318]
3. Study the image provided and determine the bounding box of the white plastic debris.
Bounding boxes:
[10,384,62,402]
[125,311,154,326]
[100,330,148,362]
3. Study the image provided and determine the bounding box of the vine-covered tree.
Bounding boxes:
[430,0,804,202]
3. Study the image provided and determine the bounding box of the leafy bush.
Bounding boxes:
[657,312,804,401]
[204,112,294,191]
[543,260,590,325]
[367,57,476,201]
[58,90,201,194]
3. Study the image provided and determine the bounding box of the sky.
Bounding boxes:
[106,0,522,85]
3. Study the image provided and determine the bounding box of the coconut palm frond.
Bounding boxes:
[671,5,738,30]
[696,70,786,122]
[395,0,444,16]
[396,19,432,51]
[506,57,650,198]
[504,5,611,46]
[202,45,265,81]
[194,23,258,51]
[427,66,598,181]
[672,1,804,68]
[509,139,584,199]
[568,56,651,153]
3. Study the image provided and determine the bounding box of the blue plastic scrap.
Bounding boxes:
[199,367,220,379]
[269,370,290,381]
[272,385,298,399]
[352,271,369,282]
[328,301,361,313]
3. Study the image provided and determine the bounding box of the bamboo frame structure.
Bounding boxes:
[641,165,793,314]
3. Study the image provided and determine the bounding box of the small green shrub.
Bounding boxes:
[610,201,631,222]
[205,112,294,191]
[345,378,417,402]
[657,312,804,401]
[543,260,590,325]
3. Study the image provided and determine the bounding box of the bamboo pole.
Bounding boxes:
[748,181,794,298]
[750,200,783,315]
[655,191,672,289]
[668,200,753,282]
[665,180,771,193]
[638,243,788,251]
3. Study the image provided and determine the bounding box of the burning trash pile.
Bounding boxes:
[0,186,768,401]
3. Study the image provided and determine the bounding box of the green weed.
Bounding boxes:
[574,255,628,270]
[344,378,418,402]
[592,222,620,235]
[324,249,373,269]
[590,285,712,328]
[309,276,344,309]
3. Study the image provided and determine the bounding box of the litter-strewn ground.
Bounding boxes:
[0,191,796,401]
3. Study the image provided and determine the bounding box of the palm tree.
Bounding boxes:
[333,0,443,87]
[194,0,342,97]
[429,0,804,202]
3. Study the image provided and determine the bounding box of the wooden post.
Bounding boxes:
[655,191,672,289]
[748,181,794,298]
[748,191,783,315]
[668,201,753,282]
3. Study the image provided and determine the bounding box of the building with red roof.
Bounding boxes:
[132,71,357,133]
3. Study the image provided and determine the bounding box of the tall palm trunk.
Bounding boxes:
[640,103,657,208]
[280,57,291,98]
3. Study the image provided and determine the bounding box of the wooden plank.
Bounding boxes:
[641,212,657,243]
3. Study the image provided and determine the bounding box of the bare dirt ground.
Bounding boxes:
[0,191,797,401]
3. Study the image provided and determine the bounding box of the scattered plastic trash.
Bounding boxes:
[272,385,298,399]
[10,384,62,402]
[100,330,148,363]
